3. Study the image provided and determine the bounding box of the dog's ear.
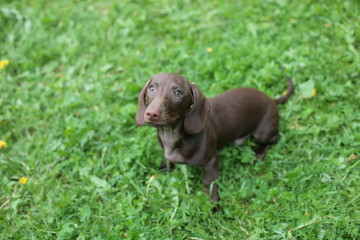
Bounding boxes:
[184,82,210,135]
[135,78,152,126]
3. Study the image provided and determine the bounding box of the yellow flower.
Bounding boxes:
[0,59,10,70]
[146,174,157,197]
[207,47,213,53]
[20,177,28,185]
[304,212,310,216]
[0,140,8,149]
[312,88,316,96]
[263,16,272,22]
[282,90,288,96]
[350,154,358,160]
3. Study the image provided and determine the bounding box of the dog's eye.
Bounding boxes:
[174,89,183,97]
[148,85,156,93]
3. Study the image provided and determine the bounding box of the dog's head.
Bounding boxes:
[135,73,209,135]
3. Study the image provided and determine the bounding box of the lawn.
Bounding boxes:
[0,0,359,239]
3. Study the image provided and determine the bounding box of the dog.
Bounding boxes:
[136,73,293,205]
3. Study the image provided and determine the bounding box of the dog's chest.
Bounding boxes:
[158,127,185,163]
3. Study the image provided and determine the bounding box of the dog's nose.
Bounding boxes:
[145,109,160,120]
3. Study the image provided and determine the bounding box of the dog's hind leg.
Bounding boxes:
[253,134,279,160]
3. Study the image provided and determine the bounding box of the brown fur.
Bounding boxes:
[136,73,294,205]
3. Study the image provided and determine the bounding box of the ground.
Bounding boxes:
[0,0,359,239]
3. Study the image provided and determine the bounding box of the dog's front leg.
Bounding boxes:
[202,151,220,203]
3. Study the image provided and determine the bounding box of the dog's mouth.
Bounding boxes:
[146,120,170,127]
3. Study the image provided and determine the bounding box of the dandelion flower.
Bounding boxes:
[312,88,316,96]
[0,140,8,149]
[207,47,213,53]
[263,16,272,22]
[304,212,310,216]
[146,174,157,197]
[0,59,10,70]
[20,177,28,185]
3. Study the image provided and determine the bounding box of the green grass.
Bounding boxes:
[1,0,359,239]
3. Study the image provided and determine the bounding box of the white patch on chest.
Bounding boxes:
[158,126,182,161]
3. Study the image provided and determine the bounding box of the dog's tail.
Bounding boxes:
[275,76,294,105]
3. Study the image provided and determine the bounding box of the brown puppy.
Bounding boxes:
[136,73,293,203]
